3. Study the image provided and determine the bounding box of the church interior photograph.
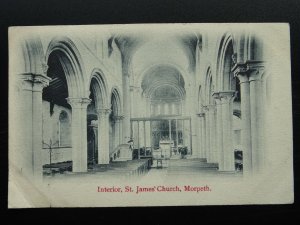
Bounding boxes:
[8,24,280,183]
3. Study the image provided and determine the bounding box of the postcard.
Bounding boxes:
[8,23,293,207]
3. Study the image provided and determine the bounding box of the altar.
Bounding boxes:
[159,140,174,159]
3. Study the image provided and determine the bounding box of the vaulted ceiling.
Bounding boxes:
[114,26,201,77]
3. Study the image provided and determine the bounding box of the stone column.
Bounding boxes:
[110,119,115,151]
[189,118,193,155]
[220,91,236,171]
[169,119,172,155]
[20,74,51,180]
[197,113,206,159]
[249,62,265,173]
[203,106,211,162]
[207,104,217,162]
[201,113,206,159]
[115,115,124,145]
[137,121,140,158]
[145,97,151,117]
[96,108,111,165]
[139,120,144,148]
[91,121,98,165]
[114,118,120,148]
[212,92,224,170]
[122,74,131,144]
[196,113,202,158]
[150,121,153,149]
[145,121,151,147]
[233,64,252,175]
[182,120,185,146]
[175,119,179,152]
[143,121,146,148]
[67,97,91,172]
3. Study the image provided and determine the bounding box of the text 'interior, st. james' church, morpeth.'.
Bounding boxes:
[10,25,275,182]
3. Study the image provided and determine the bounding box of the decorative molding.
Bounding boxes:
[218,90,236,100]
[97,108,112,115]
[232,60,265,82]
[212,92,221,99]
[20,73,51,91]
[67,97,91,109]
[115,115,125,120]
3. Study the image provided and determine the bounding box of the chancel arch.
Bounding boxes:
[140,64,186,117]
[130,64,190,154]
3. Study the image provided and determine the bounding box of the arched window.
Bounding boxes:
[58,111,71,147]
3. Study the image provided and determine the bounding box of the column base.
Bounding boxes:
[95,164,109,169]
[113,157,132,162]
[72,169,88,173]
[218,170,238,174]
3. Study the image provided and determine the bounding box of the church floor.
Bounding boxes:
[43,158,242,184]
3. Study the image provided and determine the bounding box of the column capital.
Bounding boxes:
[212,92,221,99]
[232,60,266,83]
[212,92,222,104]
[67,97,91,109]
[219,90,236,101]
[248,61,266,82]
[20,73,51,91]
[97,108,112,116]
[115,115,124,121]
